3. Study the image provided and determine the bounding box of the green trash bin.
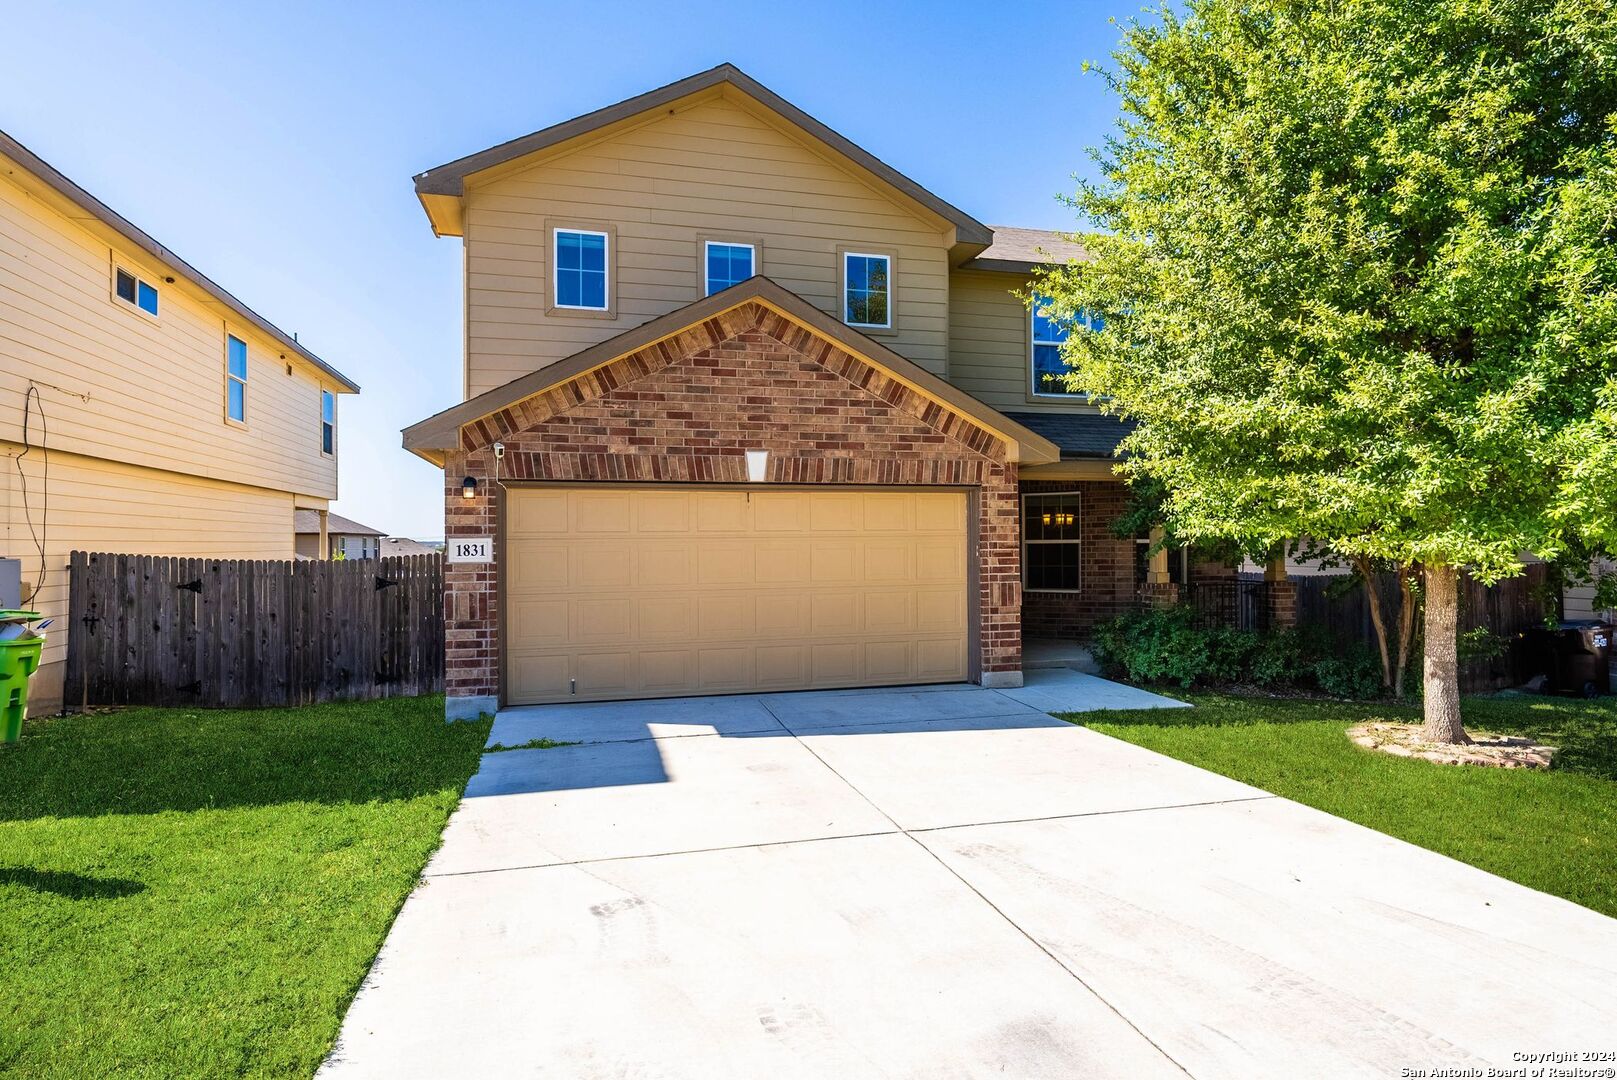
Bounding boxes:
[1,610,46,745]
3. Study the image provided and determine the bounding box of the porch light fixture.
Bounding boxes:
[745,450,769,483]
[461,475,478,500]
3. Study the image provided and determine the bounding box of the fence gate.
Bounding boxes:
[64,552,444,709]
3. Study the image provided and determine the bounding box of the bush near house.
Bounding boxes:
[1090,607,1384,698]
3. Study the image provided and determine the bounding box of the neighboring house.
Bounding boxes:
[1566,558,1615,623]
[380,536,443,557]
[1,129,359,712]
[403,64,1230,717]
[294,510,385,559]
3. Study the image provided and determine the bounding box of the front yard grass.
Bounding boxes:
[0,696,491,1079]
[1064,693,1617,919]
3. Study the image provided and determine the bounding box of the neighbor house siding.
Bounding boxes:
[461,92,953,397]
[0,442,296,710]
[0,162,338,501]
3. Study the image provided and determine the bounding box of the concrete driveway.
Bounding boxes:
[322,672,1617,1079]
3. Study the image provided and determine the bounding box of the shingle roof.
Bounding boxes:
[963,227,1090,273]
[293,510,386,537]
[1002,411,1133,459]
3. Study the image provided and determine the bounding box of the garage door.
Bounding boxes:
[504,487,969,704]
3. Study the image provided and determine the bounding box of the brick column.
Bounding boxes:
[1265,552,1297,629]
[978,462,1024,688]
[443,450,499,720]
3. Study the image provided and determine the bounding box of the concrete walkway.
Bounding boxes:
[322,673,1617,1079]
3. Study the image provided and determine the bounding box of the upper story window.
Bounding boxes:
[1031,295,1101,398]
[114,266,159,317]
[843,252,891,329]
[553,228,608,310]
[705,242,755,295]
[226,334,248,423]
[321,390,336,455]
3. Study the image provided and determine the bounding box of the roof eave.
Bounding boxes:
[410,64,992,247]
[0,129,360,394]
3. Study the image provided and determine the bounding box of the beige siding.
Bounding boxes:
[0,441,301,704]
[463,93,953,397]
[946,268,1102,414]
[0,167,338,500]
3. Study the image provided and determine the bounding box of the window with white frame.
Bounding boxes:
[321,390,335,455]
[553,228,608,310]
[114,266,159,317]
[704,241,754,295]
[843,252,891,328]
[226,334,248,423]
[1031,295,1102,397]
[1023,491,1082,591]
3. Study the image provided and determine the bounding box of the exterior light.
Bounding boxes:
[461,476,478,500]
[745,450,768,483]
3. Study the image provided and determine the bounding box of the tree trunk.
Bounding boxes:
[1394,565,1418,698]
[1356,556,1395,691]
[1421,564,1469,744]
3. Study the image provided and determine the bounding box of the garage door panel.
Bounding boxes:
[698,543,756,585]
[638,596,697,640]
[635,545,694,588]
[572,544,630,588]
[572,491,633,533]
[505,488,968,705]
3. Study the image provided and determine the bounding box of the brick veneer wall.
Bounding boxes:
[1019,478,1137,639]
[443,301,1024,709]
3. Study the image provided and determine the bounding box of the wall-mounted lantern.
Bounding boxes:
[461,476,478,500]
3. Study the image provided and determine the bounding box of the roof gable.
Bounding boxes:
[413,65,991,247]
[402,278,1058,468]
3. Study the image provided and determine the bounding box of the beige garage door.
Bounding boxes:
[504,487,969,704]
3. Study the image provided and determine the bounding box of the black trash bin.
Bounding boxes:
[1524,621,1613,697]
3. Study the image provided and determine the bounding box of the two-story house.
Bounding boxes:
[1,129,359,712]
[403,64,1196,718]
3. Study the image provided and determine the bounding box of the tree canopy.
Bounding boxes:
[1039,0,1617,583]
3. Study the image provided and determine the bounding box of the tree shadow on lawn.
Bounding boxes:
[0,695,491,823]
[0,866,144,899]
[1065,691,1617,782]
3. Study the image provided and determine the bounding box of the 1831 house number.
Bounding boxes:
[448,537,492,563]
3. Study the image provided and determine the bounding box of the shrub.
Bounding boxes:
[1088,609,1385,699]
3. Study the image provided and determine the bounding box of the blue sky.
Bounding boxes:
[9,0,1139,539]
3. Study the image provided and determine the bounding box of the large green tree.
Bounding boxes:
[1040,0,1617,742]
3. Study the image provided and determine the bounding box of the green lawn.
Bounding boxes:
[0,696,490,1079]
[1065,692,1617,918]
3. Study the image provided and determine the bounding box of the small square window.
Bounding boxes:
[705,242,754,295]
[554,229,609,310]
[113,266,158,317]
[843,252,891,328]
[226,335,248,422]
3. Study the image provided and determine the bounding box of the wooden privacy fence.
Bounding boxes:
[65,552,444,709]
[1292,565,1555,693]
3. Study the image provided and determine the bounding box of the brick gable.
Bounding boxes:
[443,301,1024,712]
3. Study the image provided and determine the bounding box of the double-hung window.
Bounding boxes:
[321,390,336,455]
[114,266,159,317]
[704,241,754,295]
[1023,491,1082,592]
[226,334,248,423]
[553,228,608,310]
[1031,295,1101,398]
[843,252,891,328]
